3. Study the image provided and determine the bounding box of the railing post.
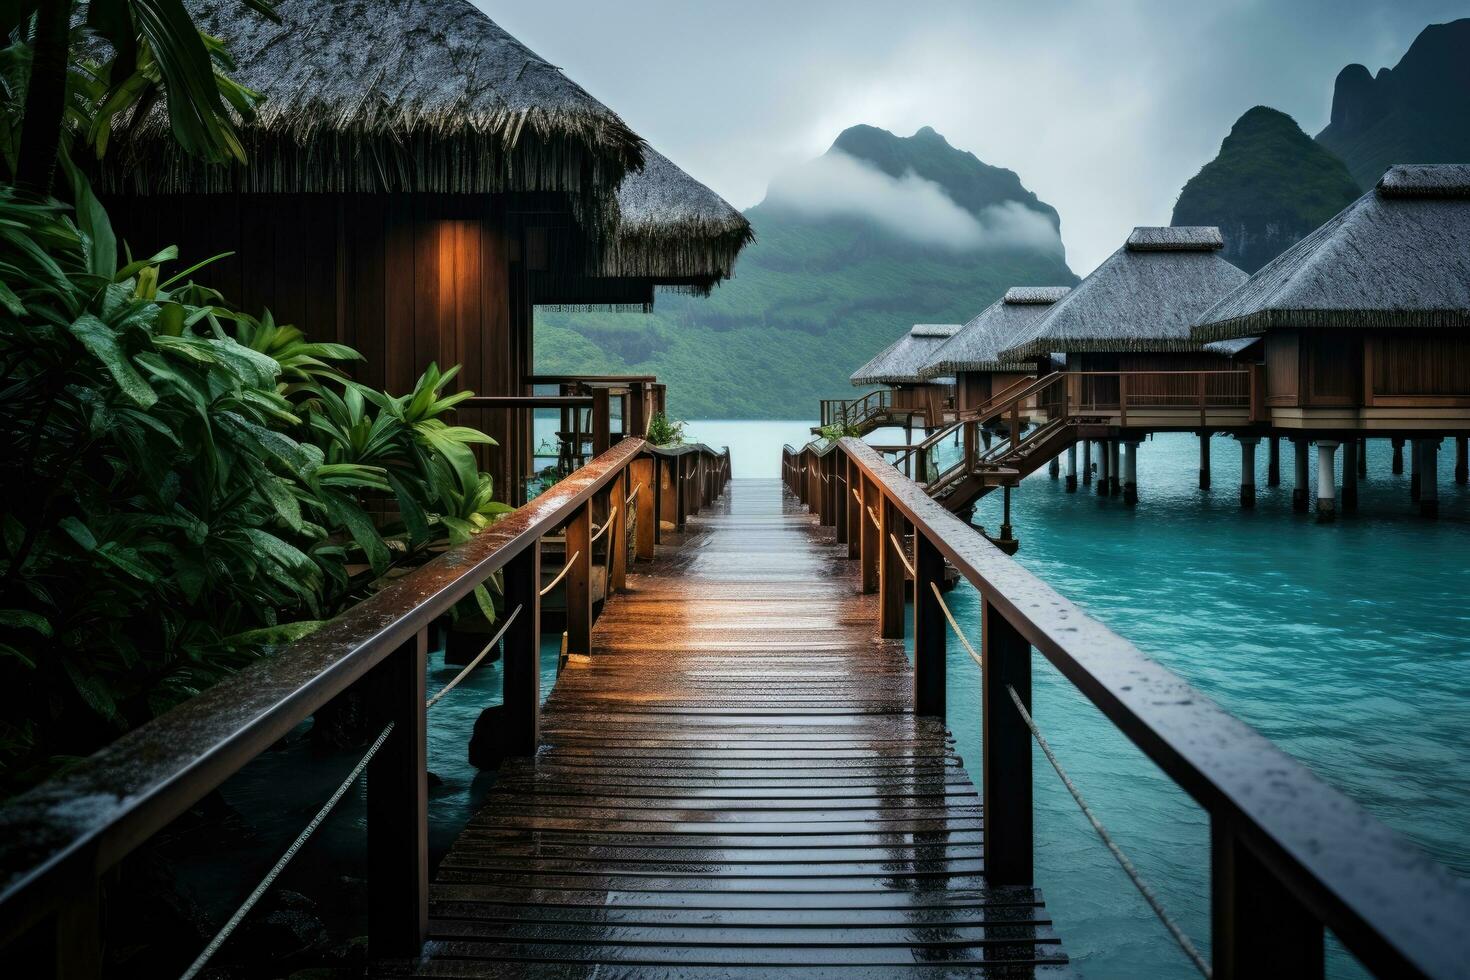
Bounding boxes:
[825,454,836,526]
[834,454,849,545]
[1211,819,1324,979]
[656,455,674,542]
[502,545,541,755]
[628,381,646,437]
[845,454,861,559]
[1119,373,1129,427]
[610,467,629,592]
[48,883,102,979]
[913,534,946,717]
[860,473,879,594]
[632,456,656,560]
[982,599,1032,885]
[675,455,689,530]
[878,497,905,640]
[367,629,428,959]
[565,502,593,655]
[590,387,611,456]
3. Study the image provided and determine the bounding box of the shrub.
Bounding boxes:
[0,190,505,791]
[645,411,685,447]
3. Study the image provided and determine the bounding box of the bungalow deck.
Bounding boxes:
[406,480,1066,977]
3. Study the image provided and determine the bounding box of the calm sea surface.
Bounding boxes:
[214,421,1468,978]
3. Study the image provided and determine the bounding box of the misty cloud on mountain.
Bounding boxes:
[763,150,1062,253]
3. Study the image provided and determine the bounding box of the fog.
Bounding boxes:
[762,150,1064,252]
[487,0,1466,274]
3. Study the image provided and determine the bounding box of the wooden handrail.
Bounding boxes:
[0,438,653,953]
[460,395,593,408]
[836,435,1470,978]
[529,374,658,385]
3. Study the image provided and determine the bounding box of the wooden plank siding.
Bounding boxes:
[103,193,535,504]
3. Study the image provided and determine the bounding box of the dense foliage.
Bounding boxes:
[0,190,506,789]
[537,125,1078,419]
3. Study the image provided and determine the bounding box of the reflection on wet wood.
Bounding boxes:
[408,480,1067,976]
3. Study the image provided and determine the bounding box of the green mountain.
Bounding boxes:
[1316,18,1470,190]
[535,125,1077,419]
[1171,106,1360,272]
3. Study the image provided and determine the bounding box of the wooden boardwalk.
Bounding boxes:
[414,479,1068,977]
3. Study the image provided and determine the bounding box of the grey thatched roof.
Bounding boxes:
[1192,165,1470,340]
[601,147,754,281]
[999,227,1247,359]
[98,0,644,210]
[1202,336,1260,357]
[1126,226,1223,251]
[850,324,961,386]
[919,286,1070,379]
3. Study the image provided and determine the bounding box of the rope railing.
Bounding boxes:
[625,482,642,508]
[851,488,862,507]
[888,533,916,578]
[1006,684,1211,978]
[590,505,619,545]
[928,582,980,669]
[867,505,880,529]
[425,604,524,710]
[539,550,581,597]
[178,721,397,980]
[180,593,532,979]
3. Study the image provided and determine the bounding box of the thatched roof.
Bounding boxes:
[1000,227,1247,359]
[850,324,961,386]
[96,0,644,215]
[919,286,1070,379]
[1192,165,1470,340]
[1202,336,1260,358]
[599,147,753,282]
[531,148,753,309]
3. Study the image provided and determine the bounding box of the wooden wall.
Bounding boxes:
[1265,331,1300,406]
[1368,332,1470,405]
[105,193,535,503]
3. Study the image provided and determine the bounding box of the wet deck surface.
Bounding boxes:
[411,479,1067,977]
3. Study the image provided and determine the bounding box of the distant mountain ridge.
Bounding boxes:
[1172,106,1360,273]
[1316,18,1470,189]
[536,125,1077,418]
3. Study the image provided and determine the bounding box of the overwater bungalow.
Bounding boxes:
[95,0,749,504]
[846,323,961,432]
[917,286,1072,413]
[1192,163,1470,517]
[995,226,1251,497]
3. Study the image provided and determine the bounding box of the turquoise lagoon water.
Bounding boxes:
[208,422,1468,978]
[926,429,1470,978]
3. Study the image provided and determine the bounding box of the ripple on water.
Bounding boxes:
[941,432,1470,979]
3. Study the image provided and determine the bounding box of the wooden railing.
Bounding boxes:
[0,438,729,975]
[819,388,892,429]
[782,437,1470,979]
[467,376,669,502]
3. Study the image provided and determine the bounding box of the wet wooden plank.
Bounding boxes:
[410,480,1066,977]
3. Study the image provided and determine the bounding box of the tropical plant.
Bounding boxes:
[3,0,277,193]
[0,190,506,792]
[819,422,861,441]
[645,411,685,447]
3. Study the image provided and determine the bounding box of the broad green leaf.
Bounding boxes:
[0,609,52,637]
[68,313,158,408]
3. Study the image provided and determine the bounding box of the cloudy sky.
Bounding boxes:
[486,1,1467,274]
